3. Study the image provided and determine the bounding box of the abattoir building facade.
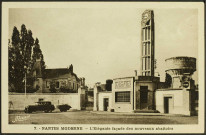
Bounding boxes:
[93,10,198,116]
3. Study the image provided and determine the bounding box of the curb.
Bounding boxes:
[90,111,188,117]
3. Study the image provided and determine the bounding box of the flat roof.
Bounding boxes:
[113,76,134,80]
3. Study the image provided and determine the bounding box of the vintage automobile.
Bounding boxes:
[57,104,72,112]
[24,101,55,113]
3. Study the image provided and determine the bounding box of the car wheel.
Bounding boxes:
[44,110,49,113]
[28,111,32,113]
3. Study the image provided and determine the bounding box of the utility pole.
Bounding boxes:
[24,66,27,109]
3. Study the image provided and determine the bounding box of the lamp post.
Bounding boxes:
[24,66,27,108]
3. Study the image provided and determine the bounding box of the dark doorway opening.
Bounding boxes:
[103,98,109,111]
[164,97,172,113]
[140,86,148,109]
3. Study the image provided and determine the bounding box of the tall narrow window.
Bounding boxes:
[56,81,60,89]
[148,27,150,40]
[148,43,150,55]
[143,58,145,70]
[142,43,145,56]
[46,81,50,88]
[145,28,147,40]
[145,43,147,55]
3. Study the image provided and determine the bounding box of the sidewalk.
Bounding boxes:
[90,111,189,117]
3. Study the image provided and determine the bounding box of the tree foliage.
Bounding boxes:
[9,24,45,93]
[165,73,172,88]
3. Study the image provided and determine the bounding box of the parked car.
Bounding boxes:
[57,104,72,112]
[24,101,55,113]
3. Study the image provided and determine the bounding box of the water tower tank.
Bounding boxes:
[165,56,196,77]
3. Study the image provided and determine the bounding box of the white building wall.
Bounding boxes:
[98,92,112,111]
[112,77,134,112]
[9,92,83,110]
[156,89,191,115]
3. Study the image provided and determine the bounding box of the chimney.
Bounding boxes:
[82,78,85,86]
[106,79,113,91]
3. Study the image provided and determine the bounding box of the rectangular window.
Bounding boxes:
[73,83,75,90]
[140,86,148,103]
[61,80,67,87]
[148,57,150,70]
[142,43,145,56]
[77,84,79,90]
[115,91,130,102]
[142,58,145,70]
[46,81,50,88]
[56,81,60,88]
[145,28,147,40]
[68,81,71,89]
[145,43,147,55]
[148,43,150,55]
[148,27,150,40]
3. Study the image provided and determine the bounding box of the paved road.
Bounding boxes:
[9,110,198,124]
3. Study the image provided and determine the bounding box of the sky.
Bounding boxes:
[9,8,198,86]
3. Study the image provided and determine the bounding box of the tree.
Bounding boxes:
[9,26,24,92]
[25,30,34,72]
[9,24,45,93]
[165,73,172,88]
[8,39,15,91]
[32,38,45,75]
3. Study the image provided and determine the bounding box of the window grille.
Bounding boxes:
[115,91,130,102]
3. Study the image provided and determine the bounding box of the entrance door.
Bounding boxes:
[103,98,109,111]
[140,86,148,109]
[164,97,173,113]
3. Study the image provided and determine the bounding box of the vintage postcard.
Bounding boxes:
[1,2,205,134]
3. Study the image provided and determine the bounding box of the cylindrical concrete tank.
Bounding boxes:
[165,56,196,76]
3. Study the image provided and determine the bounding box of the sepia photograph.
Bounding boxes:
[1,2,205,134]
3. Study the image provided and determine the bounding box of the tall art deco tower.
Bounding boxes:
[140,10,155,76]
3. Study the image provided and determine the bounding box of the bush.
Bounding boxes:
[60,86,77,93]
[26,85,38,93]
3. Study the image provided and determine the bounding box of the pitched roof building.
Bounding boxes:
[32,59,85,93]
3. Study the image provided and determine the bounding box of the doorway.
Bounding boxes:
[140,86,148,109]
[164,97,173,113]
[103,98,109,111]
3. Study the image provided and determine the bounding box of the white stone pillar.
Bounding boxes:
[93,86,98,111]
